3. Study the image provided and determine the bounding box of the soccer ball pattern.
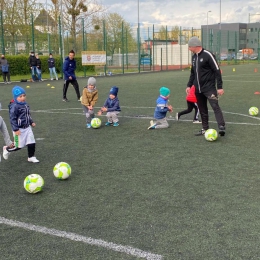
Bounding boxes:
[53,162,71,179]
[24,174,44,194]
[91,118,102,128]
[205,129,218,142]
[249,107,259,116]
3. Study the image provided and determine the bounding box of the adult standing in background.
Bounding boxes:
[36,54,42,81]
[28,51,38,82]
[0,54,11,84]
[62,50,80,102]
[48,53,58,80]
[186,36,226,137]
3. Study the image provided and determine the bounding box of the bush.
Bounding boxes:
[5,55,95,75]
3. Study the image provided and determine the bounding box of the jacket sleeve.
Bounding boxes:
[208,53,223,89]
[187,65,195,87]
[28,57,31,67]
[90,92,98,106]
[103,99,108,107]
[81,88,90,106]
[107,100,119,112]
[63,60,70,78]
[9,105,19,131]
[157,103,169,113]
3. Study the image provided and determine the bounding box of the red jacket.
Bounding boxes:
[186,85,197,103]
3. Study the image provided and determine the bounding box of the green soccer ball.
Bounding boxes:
[205,129,218,142]
[24,174,44,194]
[53,162,71,179]
[91,118,102,128]
[249,107,259,116]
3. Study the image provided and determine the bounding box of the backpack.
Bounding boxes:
[2,64,9,72]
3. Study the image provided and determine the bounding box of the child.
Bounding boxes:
[148,86,173,129]
[81,77,98,128]
[3,86,39,163]
[98,86,120,127]
[0,102,15,161]
[175,85,200,123]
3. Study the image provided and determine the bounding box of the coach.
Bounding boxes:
[186,36,226,137]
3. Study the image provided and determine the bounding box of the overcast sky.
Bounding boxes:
[100,0,260,28]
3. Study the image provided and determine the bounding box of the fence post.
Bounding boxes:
[59,16,63,78]
[82,18,86,77]
[31,14,35,52]
[121,22,124,74]
[258,30,260,64]
[161,48,162,71]
[137,23,140,73]
[126,28,128,70]
[180,26,182,70]
[153,24,155,71]
[0,10,4,54]
[103,20,107,76]
[166,25,168,70]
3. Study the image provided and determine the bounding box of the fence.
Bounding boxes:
[0,9,259,76]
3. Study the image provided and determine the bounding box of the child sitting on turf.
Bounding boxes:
[81,77,98,128]
[0,102,15,161]
[3,86,39,163]
[175,85,200,123]
[148,86,173,129]
[98,86,121,127]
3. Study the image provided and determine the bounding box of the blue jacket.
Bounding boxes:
[63,56,76,80]
[103,97,121,112]
[9,102,33,131]
[48,57,56,68]
[154,96,170,119]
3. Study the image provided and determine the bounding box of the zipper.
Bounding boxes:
[196,53,201,93]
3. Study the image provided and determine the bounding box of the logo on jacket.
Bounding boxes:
[200,58,203,62]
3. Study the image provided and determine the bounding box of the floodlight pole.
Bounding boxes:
[207,11,211,49]
[137,0,140,73]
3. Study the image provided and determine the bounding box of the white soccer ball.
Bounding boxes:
[24,174,44,194]
[205,129,218,142]
[53,162,71,179]
[91,118,102,128]
[249,107,259,116]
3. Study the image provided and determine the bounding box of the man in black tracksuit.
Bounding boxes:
[187,36,225,136]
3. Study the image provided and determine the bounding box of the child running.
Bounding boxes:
[98,86,120,127]
[176,85,200,123]
[148,86,173,129]
[3,86,39,163]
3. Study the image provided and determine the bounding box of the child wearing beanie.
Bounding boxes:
[148,86,173,129]
[98,86,121,127]
[81,77,98,128]
[3,86,39,163]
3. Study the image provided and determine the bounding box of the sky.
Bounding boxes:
[100,0,260,28]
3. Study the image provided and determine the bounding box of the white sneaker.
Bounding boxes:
[56,78,58,80]
[51,78,54,80]
[3,146,10,160]
[28,157,40,163]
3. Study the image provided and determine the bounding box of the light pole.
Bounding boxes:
[137,0,140,72]
[207,11,211,49]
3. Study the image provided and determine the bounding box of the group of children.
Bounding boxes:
[0,76,200,162]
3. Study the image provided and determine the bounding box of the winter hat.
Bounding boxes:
[12,86,26,101]
[159,86,170,97]
[88,77,96,86]
[188,36,202,47]
[109,86,119,96]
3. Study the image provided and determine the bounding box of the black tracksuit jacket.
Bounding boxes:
[187,48,223,93]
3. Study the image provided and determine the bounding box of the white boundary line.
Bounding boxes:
[0,216,163,260]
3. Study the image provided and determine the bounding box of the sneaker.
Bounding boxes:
[7,81,11,84]
[148,123,156,129]
[176,113,179,121]
[219,125,226,136]
[28,157,39,163]
[105,122,112,126]
[113,122,119,127]
[77,99,81,102]
[62,98,69,102]
[51,78,54,80]
[149,120,154,126]
[86,123,91,128]
[3,146,10,160]
[193,120,201,124]
[4,81,7,84]
[56,78,58,80]
[195,129,206,136]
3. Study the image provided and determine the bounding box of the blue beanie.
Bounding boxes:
[160,86,170,97]
[109,86,118,96]
[12,86,26,101]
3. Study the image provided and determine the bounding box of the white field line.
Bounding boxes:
[0,216,163,260]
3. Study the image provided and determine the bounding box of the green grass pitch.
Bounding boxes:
[1,63,260,259]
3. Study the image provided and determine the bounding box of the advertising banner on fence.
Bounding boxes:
[82,51,106,65]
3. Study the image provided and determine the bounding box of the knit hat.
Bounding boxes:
[160,86,170,97]
[188,36,202,47]
[12,86,26,101]
[109,86,119,96]
[88,77,96,86]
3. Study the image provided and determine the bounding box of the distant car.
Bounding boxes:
[220,54,228,61]
[249,54,258,60]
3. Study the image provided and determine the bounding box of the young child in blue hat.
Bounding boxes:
[98,86,121,127]
[3,86,39,163]
[148,86,173,129]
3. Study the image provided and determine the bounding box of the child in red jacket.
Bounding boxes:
[176,85,200,123]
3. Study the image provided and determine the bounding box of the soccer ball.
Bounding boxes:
[24,174,44,194]
[53,162,71,179]
[249,107,259,116]
[205,129,218,142]
[91,118,101,128]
